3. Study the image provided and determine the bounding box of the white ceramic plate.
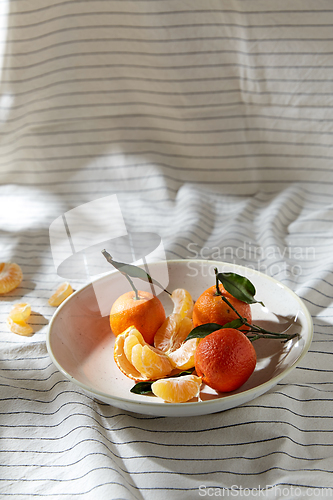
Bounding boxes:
[47,260,313,417]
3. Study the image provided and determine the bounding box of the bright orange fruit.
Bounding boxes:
[194,328,256,393]
[0,262,23,294]
[192,284,252,329]
[110,290,166,344]
[151,374,202,403]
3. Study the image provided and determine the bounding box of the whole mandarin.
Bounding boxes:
[194,328,256,393]
[192,284,252,329]
[110,290,166,345]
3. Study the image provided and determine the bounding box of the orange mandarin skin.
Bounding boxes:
[110,290,166,345]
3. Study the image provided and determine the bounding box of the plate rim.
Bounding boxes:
[46,259,314,412]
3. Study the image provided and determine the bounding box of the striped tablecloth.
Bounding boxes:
[1,2,333,498]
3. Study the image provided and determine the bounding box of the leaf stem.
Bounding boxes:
[102,249,140,300]
[211,268,298,342]
[214,267,220,296]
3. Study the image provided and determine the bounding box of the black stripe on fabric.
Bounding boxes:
[9,40,333,62]
[2,124,333,141]
[6,18,333,32]
[0,464,332,482]
[0,448,326,467]
[6,50,333,73]
[1,114,333,138]
[3,139,333,160]
[1,435,332,458]
[3,408,333,433]
[6,6,333,17]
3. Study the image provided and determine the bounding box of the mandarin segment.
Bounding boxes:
[123,334,143,362]
[6,317,33,337]
[48,282,73,307]
[131,344,173,380]
[175,317,194,348]
[114,329,150,381]
[166,337,199,370]
[153,313,183,352]
[154,314,194,353]
[171,288,194,319]
[9,303,31,322]
[0,262,23,294]
[151,374,202,403]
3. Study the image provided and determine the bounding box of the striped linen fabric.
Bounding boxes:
[1,1,333,498]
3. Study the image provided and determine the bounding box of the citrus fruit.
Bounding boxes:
[192,284,252,329]
[171,288,194,319]
[8,303,31,322]
[154,314,193,353]
[110,290,166,344]
[6,317,33,336]
[114,326,173,381]
[151,374,202,403]
[114,327,149,381]
[166,337,199,370]
[48,282,73,307]
[130,343,173,380]
[0,262,23,294]
[194,328,257,393]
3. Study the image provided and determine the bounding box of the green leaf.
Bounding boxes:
[130,369,195,395]
[102,250,171,294]
[221,318,245,329]
[185,323,223,342]
[217,272,264,306]
[130,381,153,395]
[174,369,195,377]
[185,319,248,342]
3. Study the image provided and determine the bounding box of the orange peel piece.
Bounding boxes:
[48,282,73,306]
[0,262,23,294]
[151,374,202,403]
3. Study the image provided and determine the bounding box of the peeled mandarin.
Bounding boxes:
[114,327,150,381]
[48,282,73,307]
[151,374,202,403]
[0,262,23,294]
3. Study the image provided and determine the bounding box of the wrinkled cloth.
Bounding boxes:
[1,2,333,499]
